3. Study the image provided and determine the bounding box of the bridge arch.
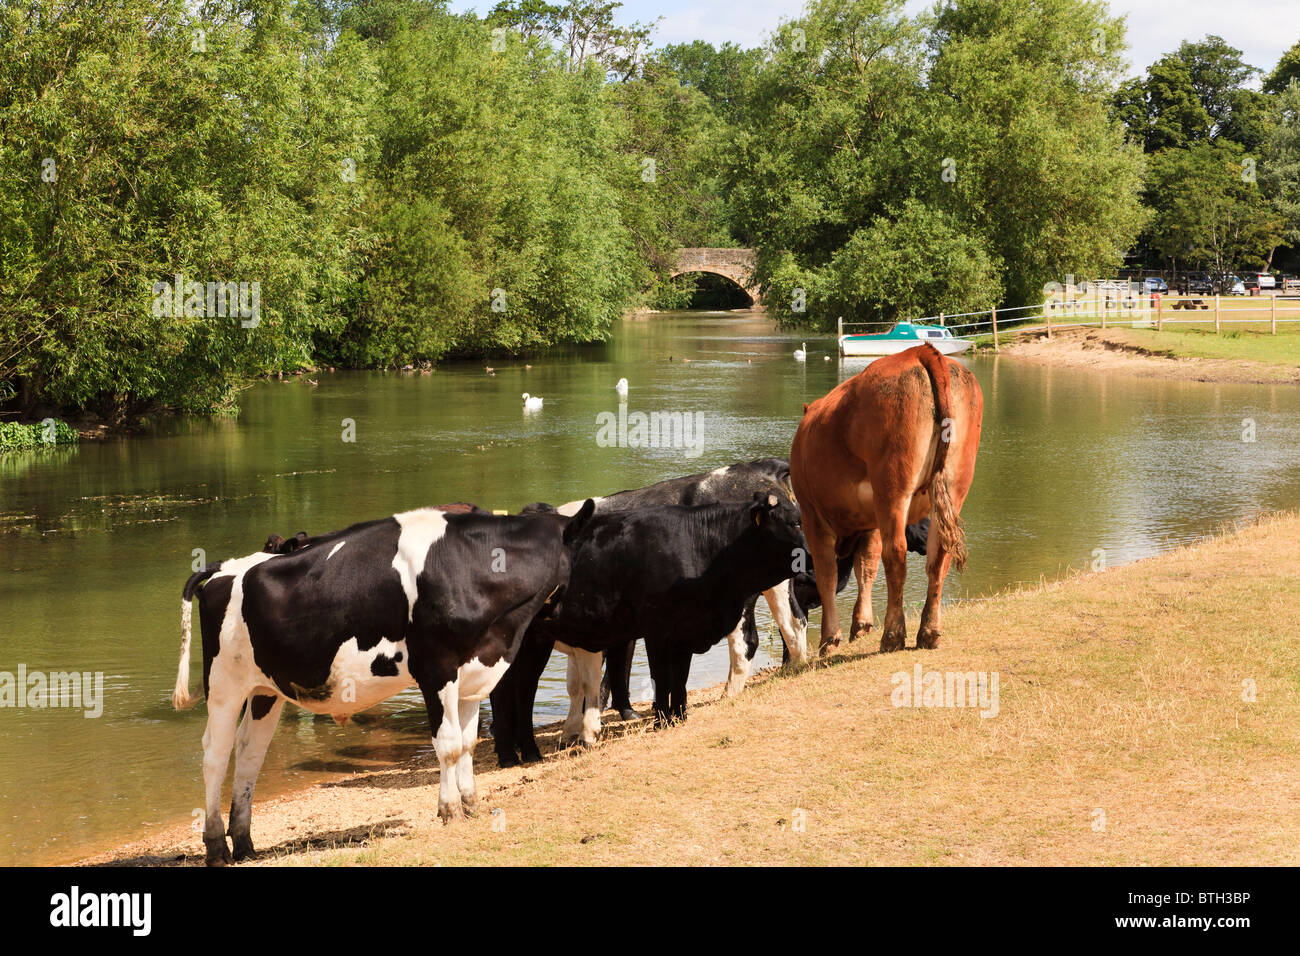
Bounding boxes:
[671,248,761,306]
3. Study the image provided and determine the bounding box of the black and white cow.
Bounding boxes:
[491,490,806,765]
[519,458,810,728]
[172,501,593,865]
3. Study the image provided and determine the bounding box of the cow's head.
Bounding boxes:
[751,489,804,552]
[264,531,309,554]
[561,498,597,547]
[537,499,597,621]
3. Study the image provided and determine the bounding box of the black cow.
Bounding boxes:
[491,490,805,766]
[517,458,810,726]
[172,501,593,865]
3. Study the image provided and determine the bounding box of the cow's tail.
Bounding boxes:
[916,344,967,572]
[174,565,219,710]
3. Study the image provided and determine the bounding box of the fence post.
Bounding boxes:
[1157,294,1163,332]
[939,312,945,327]
[1214,294,1220,334]
[837,315,843,355]
[1046,302,1052,339]
[991,306,999,351]
[1271,294,1277,335]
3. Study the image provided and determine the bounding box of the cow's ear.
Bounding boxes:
[751,490,778,526]
[802,403,809,414]
[563,498,597,545]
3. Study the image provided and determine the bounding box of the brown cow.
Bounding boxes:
[790,343,982,654]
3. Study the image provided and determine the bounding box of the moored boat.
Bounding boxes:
[839,322,972,357]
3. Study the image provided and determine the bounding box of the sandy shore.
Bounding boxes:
[998,327,1300,385]
[79,512,1300,867]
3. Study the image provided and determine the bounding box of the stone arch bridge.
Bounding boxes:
[671,248,761,305]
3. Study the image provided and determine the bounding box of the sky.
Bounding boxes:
[449,0,1300,78]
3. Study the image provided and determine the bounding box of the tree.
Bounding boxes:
[652,41,764,122]
[487,0,658,79]
[1260,84,1300,266]
[0,1,672,417]
[1264,39,1300,94]
[1174,36,1259,134]
[1144,142,1282,274]
[1113,57,1213,152]
[726,0,1145,326]
[922,0,1147,306]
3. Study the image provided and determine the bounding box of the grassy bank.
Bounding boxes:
[85,512,1300,866]
[1110,327,1300,364]
[993,326,1300,384]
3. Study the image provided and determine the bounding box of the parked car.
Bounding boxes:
[1185,272,1213,294]
[1224,275,1247,295]
[1253,272,1276,289]
[1142,276,1168,294]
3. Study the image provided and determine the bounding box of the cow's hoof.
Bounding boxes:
[849,620,873,642]
[230,833,256,862]
[520,747,543,764]
[879,629,906,653]
[559,735,579,749]
[617,707,640,721]
[438,800,463,824]
[818,634,843,656]
[916,628,941,650]
[461,794,478,817]
[496,750,521,769]
[204,838,232,867]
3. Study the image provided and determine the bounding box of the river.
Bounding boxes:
[2,308,1299,864]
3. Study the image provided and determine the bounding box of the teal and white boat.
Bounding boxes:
[838,322,972,357]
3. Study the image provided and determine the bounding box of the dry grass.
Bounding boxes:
[996,327,1300,385]
[85,513,1300,867]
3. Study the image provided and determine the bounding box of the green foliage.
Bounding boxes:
[0,0,675,418]
[652,41,764,123]
[1264,40,1300,95]
[1118,33,1300,271]
[1144,141,1282,273]
[0,418,78,450]
[730,0,1144,325]
[1113,58,1213,152]
[1261,85,1300,252]
[1175,36,1260,132]
[0,0,375,418]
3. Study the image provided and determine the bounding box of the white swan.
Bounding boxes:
[615,377,629,398]
[522,393,543,411]
[793,342,807,361]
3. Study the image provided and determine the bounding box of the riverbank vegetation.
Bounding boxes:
[1,0,720,422]
[4,0,1300,423]
[83,511,1300,866]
